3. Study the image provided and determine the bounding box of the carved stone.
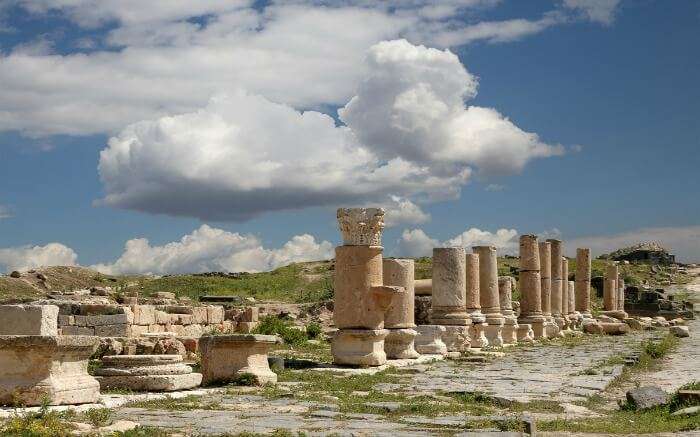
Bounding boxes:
[0,335,100,406]
[384,328,420,359]
[199,334,281,385]
[383,259,415,329]
[431,247,470,325]
[414,325,447,355]
[95,355,201,391]
[442,325,471,352]
[498,276,518,344]
[337,207,385,247]
[331,329,389,366]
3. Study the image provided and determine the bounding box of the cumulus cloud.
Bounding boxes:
[394,226,519,258]
[2,1,621,137]
[381,196,431,227]
[566,225,700,263]
[91,224,333,275]
[98,40,558,221]
[562,0,621,25]
[0,243,78,272]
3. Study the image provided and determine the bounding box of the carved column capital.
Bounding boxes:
[337,207,385,246]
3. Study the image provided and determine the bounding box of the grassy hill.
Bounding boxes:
[0,257,692,304]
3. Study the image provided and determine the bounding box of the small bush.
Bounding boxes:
[254,315,308,346]
[305,322,322,339]
[85,408,112,427]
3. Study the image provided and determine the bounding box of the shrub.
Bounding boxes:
[85,408,112,427]
[305,322,322,339]
[254,315,307,346]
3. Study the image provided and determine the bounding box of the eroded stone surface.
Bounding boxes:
[200,334,280,384]
[0,305,58,336]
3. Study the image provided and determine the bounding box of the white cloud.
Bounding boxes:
[562,0,621,25]
[394,226,519,258]
[485,184,505,192]
[0,243,78,273]
[91,224,334,275]
[1,1,621,137]
[381,196,431,227]
[0,205,11,219]
[98,40,558,221]
[566,225,700,263]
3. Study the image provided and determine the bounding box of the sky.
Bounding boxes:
[0,0,699,274]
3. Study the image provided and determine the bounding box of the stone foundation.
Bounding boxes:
[95,355,201,391]
[441,325,471,352]
[468,322,489,348]
[331,329,389,366]
[385,328,419,359]
[0,335,100,406]
[415,325,447,355]
[516,324,535,343]
[200,334,280,385]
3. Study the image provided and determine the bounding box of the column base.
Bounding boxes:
[468,322,489,348]
[483,324,504,348]
[431,307,471,326]
[545,320,562,338]
[441,325,471,352]
[415,325,447,356]
[385,328,420,359]
[501,318,519,345]
[519,316,546,339]
[516,324,535,343]
[601,310,628,321]
[331,329,388,367]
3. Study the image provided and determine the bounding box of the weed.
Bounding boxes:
[254,315,308,346]
[84,407,112,427]
[305,322,322,339]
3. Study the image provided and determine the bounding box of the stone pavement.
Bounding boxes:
[113,332,653,435]
[639,318,700,392]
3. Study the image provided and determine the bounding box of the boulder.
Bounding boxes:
[670,325,690,338]
[626,386,668,410]
[153,338,187,356]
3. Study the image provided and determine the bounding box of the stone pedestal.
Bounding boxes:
[431,247,471,351]
[516,324,535,343]
[474,246,504,347]
[95,355,201,391]
[518,235,547,339]
[465,253,488,348]
[383,259,419,359]
[0,335,100,406]
[498,276,518,345]
[415,325,447,355]
[384,329,420,359]
[199,334,281,385]
[331,329,389,366]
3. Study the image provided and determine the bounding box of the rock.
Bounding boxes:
[599,322,630,335]
[153,292,176,299]
[135,339,156,355]
[90,287,109,296]
[153,338,187,356]
[367,401,402,412]
[583,322,603,334]
[36,273,47,281]
[624,318,644,330]
[97,338,124,357]
[98,420,139,434]
[672,406,700,416]
[268,356,285,371]
[626,386,668,410]
[9,271,21,278]
[670,325,690,337]
[0,304,58,336]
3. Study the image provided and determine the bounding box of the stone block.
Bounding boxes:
[331,329,388,367]
[78,304,123,315]
[199,334,280,385]
[153,292,176,299]
[670,325,690,337]
[626,386,668,410]
[441,325,471,352]
[155,310,170,324]
[76,313,130,326]
[58,315,74,326]
[207,306,225,324]
[96,355,201,391]
[180,337,199,353]
[414,325,447,355]
[166,305,193,314]
[241,306,258,323]
[132,305,156,325]
[131,325,149,337]
[95,324,131,337]
[180,324,203,337]
[191,307,208,324]
[62,326,95,336]
[148,324,165,333]
[236,321,258,333]
[0,335,100,406]
[385,328,419,359]
[0,305,58,336]
[172,314,193,325]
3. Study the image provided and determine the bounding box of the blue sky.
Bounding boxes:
[0,0,699,274]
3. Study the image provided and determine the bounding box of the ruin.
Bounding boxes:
[199,334,280,385]
[95,355,201,391]
[548,239,565,336]
[430,247,472,352]
[498,276,519,344]
[575,248,593,318]
[414,325,448,355]
[383,259,420,359]
[465,252,489,348]
[518,235,547,339]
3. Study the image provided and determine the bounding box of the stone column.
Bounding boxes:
[603,264,618,312]
[465,253,488,348]
[332,208,403,366]
[383,259,419,359]
[518,235,545,339]
[431,247,472,352]
[538,242,552,321]
[473,246,504,347]
[575,248,593,318]
[568,280,578,323]
[561,257,569,316]
[548,239,565,336]
[617,277,625,313]
[498,276,518,344]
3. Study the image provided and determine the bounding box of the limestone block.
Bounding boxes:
[501,321,518,345]
[516,324,535,343]
[599,322,630,335]
[498,276,515,317]
[200,334,281,385]
[0,305,58,336]
[191,307,208,324]
[98,373,202,391]
[155,310,170,324]
[153,292,176,299]
[132,305,156,326]
[96,363,192,376]
[241,306,258,323]
[130,325,149,337]
[165,305,193,314]
[95,324,131,337]
[0,335,100,406]
[79,304,124,315]
[518,270,542,318]
[414,325,447,355]
[76,314,130,326]
[148,324,165,333]
[180,324,203,337]
[468,322,489,348]
[538,242,551,279]
[441,325,471,352]
[384,328,420,359]
[670,325,690,337]
[483,324,504,348]
[236,321,258,333]
[58,315,74,326]
[96,355,201,391]
[62,326,95,336]
[173,314,193,325]
[383,259,415,329]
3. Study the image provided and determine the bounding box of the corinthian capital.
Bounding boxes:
[337,207,385,246]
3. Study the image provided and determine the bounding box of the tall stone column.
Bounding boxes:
[498,276,519,344]
[473,246,504,347]
[617,278,625,312]
[603,264,618,312]
[383,259,420,359]
[575,248,593,318]
[332,208,404,366]
[517,235,545,339]
[539,241,558,338]
[561,257,569,316]
[548,239,565,336]
[430,247,472,352]
[465,253,488,348]
[567,280,578,323]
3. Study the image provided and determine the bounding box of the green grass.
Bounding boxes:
[125,395,223,411]
[0,403,76,437]
[118,262,334,303]
[539,407,699,434]
[83,407,112,427]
